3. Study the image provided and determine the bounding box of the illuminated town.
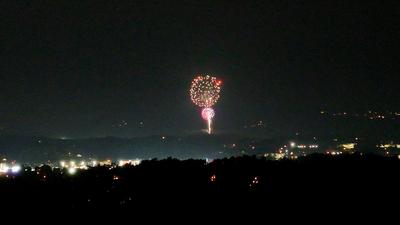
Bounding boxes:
[1,134,399,178]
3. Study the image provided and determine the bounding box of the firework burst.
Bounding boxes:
[190,75,222,134]
[190,75,222,108]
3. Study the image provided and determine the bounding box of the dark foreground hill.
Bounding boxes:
[0,154,399,209]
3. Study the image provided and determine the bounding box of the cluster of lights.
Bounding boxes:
[118,159,141,167]
[322,110,400,120]
[60,160,88,170]
[0,163,21,174]
[275,141,321,159]
[297,144,319,149]
[190,75,222,108]
[264,153,285,160]
[249,176,259,187]
[99,159,112,166]
[326,151,343,155]
[210,174,216,182]
[60,160,97,175]
[59,159,141,174]
[377,143,400,149]
[340,143,356,150]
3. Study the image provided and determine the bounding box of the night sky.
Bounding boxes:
[1,0,399,138]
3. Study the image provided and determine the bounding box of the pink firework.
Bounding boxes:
[202,108,215,120]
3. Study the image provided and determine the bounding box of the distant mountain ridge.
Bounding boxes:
[0,134,281,164]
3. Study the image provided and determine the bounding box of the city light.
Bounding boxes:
[340,143,355,150]
[11,165,21,173]
[0,164,10,173]
[378,143,400,149]
[249,176,260,187]
[0,163,21,174]
[59,160,87,169]
[68,167,77,175]
[99,160,112,166]
[210,174,216,182]
[118,159,141,167]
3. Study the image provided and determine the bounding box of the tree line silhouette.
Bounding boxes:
[0,153,399,209]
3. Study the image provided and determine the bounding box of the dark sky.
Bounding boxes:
[0,0,399,138]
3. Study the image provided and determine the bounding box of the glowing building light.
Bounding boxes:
[68,167,77,175]
[341,143,355,150]
[11,165,21,173]
[0,164,9,173]
[118,159,142,167]
[99,160,112,166]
